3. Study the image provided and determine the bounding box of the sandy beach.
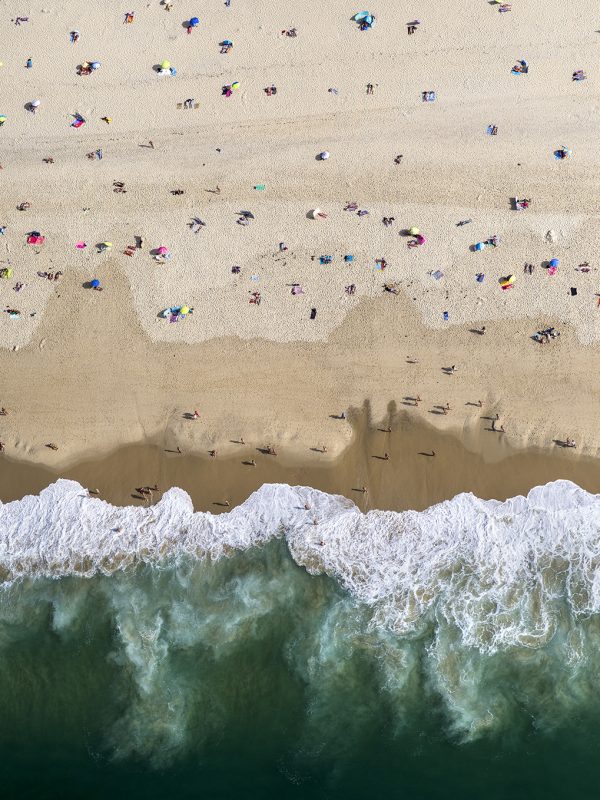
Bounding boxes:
[3,408,600,516]
[0,0,599,468]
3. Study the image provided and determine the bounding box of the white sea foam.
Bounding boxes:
[1,479,600,657]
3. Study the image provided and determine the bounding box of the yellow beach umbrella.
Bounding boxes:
[231,81,240,90]
[180,305,190,315]
[160,60,171,70]
[408,226,420,236]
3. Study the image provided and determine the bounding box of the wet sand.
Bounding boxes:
[1,406,597,513]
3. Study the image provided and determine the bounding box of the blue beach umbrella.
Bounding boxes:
[354,11,370,20]
[190,16,200,26]
[90,278,100,288]
[549,258,559,267]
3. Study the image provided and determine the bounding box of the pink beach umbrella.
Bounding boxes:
[157,246,169,255]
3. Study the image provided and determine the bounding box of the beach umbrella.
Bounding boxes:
[319,151,330,160]
[189,17,199,26]
[90,279,100,288]
[231,81,240,89]
[160,60,171,70]
[180,305,190,315]
[30,100,41,108]
[354,11,370,20]
[157,246,169,255]
[415,234,426,245]
[474,242,485,251]
[408,226,420,235]
[222,39,233,46]
[240,210,254,218]
[0,115,6,125]
[90,61,101,70]
[549,258,559,267]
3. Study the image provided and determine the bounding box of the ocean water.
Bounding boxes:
[1,479,600,798]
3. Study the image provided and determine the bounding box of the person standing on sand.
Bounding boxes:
[192,410,200,419]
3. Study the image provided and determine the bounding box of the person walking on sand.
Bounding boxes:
[383,452,389,460]
[192,410,200,419]
[209,450,217,457]
[176,446,182,454]
[0,407,7,415]
[0,442,4,452]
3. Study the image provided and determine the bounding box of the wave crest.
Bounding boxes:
[2,479,600,655]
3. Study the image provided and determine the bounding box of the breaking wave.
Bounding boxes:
[1,478,600,760]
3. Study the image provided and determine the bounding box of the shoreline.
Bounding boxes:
[1,408,596,513]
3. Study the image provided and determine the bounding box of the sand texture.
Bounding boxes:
[0,0,598,465]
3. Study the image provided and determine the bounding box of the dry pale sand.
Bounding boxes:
[0,0,599,469]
